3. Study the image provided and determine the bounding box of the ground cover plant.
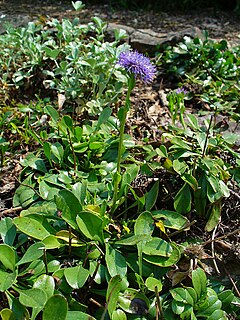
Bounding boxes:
[0,2,240,319]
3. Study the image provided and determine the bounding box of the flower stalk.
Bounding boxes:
[111,75,135,213]
[111,51,156,214]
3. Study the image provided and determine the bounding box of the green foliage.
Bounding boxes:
[169,268,238,319]
[159,112,239,230]
[0,3,240,320]
[0,13,128,115]
[159,36,240,117]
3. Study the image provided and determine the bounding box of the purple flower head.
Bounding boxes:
[175,87,188,95]
[118,50,156,83]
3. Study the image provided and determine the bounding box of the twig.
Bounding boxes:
[211,226,220,274]
[100,304,108,320]
[230,189,240,201]
[89,298,103,308]
[155,286,164,320]
[224,265,240,298]
[203,228,240,246]
[0,206,22,216]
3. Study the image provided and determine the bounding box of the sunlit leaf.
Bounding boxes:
[105,243,127,278]
[106,275,122,317]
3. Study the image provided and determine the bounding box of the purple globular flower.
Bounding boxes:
[175,87,188,95]
[118,50,156,83]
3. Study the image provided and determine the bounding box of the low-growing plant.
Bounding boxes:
[147,112,240,231]
[167,268,239,319]
[0,2,240,320]
[0,4,129,115]
[158,35,240,117]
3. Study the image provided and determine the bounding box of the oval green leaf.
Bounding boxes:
[0,244,15,271]
[43,295,68,320]
[19,288,47,308]
[13,217,50,240]
[64,265,89,289]
[76,211,104,244]
[143,243,181,267]
[142,238,172,257]
[17,242,45,266]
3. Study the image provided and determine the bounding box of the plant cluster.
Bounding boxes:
[0,2,240,320]
[0,5,128,115]
[159,35,240,119]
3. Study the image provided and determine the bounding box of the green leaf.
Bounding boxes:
[145,277,162,292]
[172,300,186,315]
[143,243,181,267]
[0,218,16,246]
[0,244,15,271]
[181,173,198,191]
[44,47,61,60]
[64,265,89,289]
[218,290,234,308]
[192,268,207,299]
[0,270,17,291]
[13,217,50,240]
[5,293,30,320]
[105,243,127,278]
[55,189,82,230]
[96,106,112,130]
[207,310,227,320]
[134,211,154,236]
[171,288,194,306]
[196,132,207,153]
[106,275,122,317]
[186,287,198,305]
[145,181,159,211]
[186,114,200,131]
[17,242,45,266]
[42,235,62,249]
[112,309,127,320]
[0,309,15,320]
[42,295,68,320]
[197,295,222,317]
[44,105,59,124]
[205,200,222,232]
[51,142,64,165]
[39,180,62,201]
[71,1,85,11]
[194,173,207,216]
[174,183,191,214]
[142,238,172,257]
[33,275,55,299]
[43,142,52,165]
[152,210,188,230]
[171,137,191,150]
[21,154,47,173]
[66,311,96,320]
[173,159,188,175]
[18,260,45,278]
[114,234,150,246]
[13,175,38,207]
[72,181,87,205]
[18,288,47,309]
[76,211,104,244]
